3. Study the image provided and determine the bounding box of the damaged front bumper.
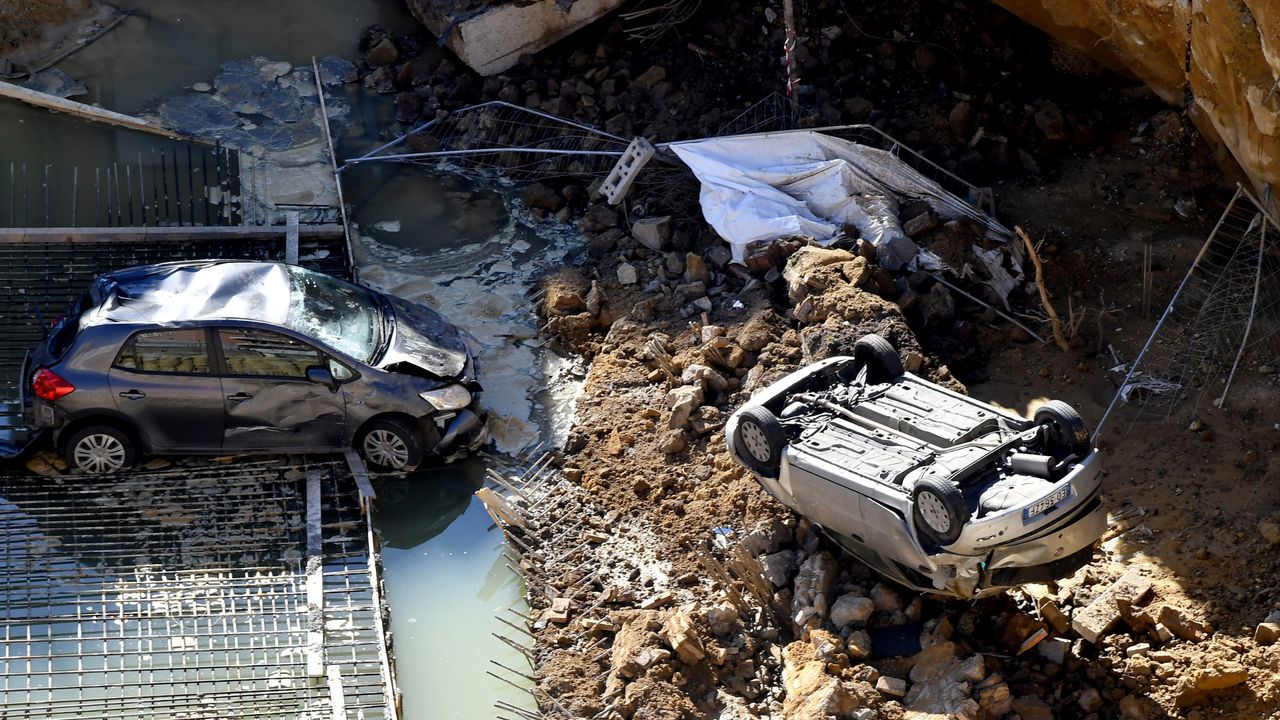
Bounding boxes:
[430,407,489,461]
[822,452,1107,599]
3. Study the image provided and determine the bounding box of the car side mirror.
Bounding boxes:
[306,366,339,392]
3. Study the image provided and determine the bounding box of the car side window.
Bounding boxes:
[114,329,211,374]
[219,328,323,379]
[328,357,355,381]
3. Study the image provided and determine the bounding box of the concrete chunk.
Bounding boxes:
[1255,622,1280,646]
[876,676,907,697]
[1154,604,1211,642]
[1071,568,1153,643]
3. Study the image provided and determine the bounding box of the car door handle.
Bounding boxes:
[226,392,253,402]
[118,390,146,400]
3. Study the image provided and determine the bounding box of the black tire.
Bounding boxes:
[63,424,136,475]
[1034,400,1090,455]
[912,475,969,546]
[853,334,905,384]
[732,406,787,476]
[358,417,425,472]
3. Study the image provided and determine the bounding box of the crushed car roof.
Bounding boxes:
[82,261,297,328]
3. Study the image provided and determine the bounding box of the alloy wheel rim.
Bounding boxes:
[365,430,409,469]
[74,434,126,474]
[741,422,771,463]
[917,492,952,534]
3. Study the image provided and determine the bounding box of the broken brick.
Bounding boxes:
[1071,568,1153,643]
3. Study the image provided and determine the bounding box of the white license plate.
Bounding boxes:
[1023,485,1071,524]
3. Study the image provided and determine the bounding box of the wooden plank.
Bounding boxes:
[306,471,325,679]
[0,224,345,243]
[0,80,196,142]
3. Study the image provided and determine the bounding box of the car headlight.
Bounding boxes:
[419,384,472,411]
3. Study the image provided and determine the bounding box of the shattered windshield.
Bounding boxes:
[285,267,384,364]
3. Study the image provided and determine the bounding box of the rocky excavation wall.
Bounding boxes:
[992,0,1280,193]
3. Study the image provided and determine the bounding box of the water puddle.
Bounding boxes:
[346,164,584,717]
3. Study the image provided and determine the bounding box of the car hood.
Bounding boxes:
[375,295,471,381]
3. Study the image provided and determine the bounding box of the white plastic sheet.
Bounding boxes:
[668,131,1002,270]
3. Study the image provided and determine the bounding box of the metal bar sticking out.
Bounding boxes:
[172,149,182,226]
[311,57,356,279]
[151,149,159,226]
[1217,197,1269,408]
[491,633,535,664]
[126,165,134,226]
[105,165,113,227]
[214,141,223,225]
[22,163,28,226]
[187,145,196,226]
[7,162,13,226]
[71,166,78,226]
[113,162,122,226]
[137,153,146,227]
[490,660,537,684]
[43,164,50,226]
[94,167,100,226]
[486,670,538,699]
[202,148,211,226]
[160,149,170,224]
[495,615,536,640]
[494,700,542,720]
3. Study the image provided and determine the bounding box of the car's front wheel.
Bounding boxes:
[732,406,787,476]
[64,425,136,475]
[1034,400,1089,456]
[853,334,905,384]
[912,475,969,546]
[358,417,424,472]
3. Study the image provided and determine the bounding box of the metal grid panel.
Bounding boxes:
[1097,186,1280,437]
[0,459,388,719]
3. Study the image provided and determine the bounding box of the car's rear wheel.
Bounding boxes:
[853,334,905,384]
[912,475,969,546]
[358,417,424,472]
[64,425,135,475]
[732,406,786,476]
[1034,400,1089,455]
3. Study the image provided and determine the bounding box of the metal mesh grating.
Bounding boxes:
[1097,185,1280,437]
[0,459,390,719]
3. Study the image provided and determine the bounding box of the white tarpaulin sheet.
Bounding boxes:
[668,131,1008,270]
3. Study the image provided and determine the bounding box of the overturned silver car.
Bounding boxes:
[726,335,1106,598]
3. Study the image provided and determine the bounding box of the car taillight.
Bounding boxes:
[32,368,74,401]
